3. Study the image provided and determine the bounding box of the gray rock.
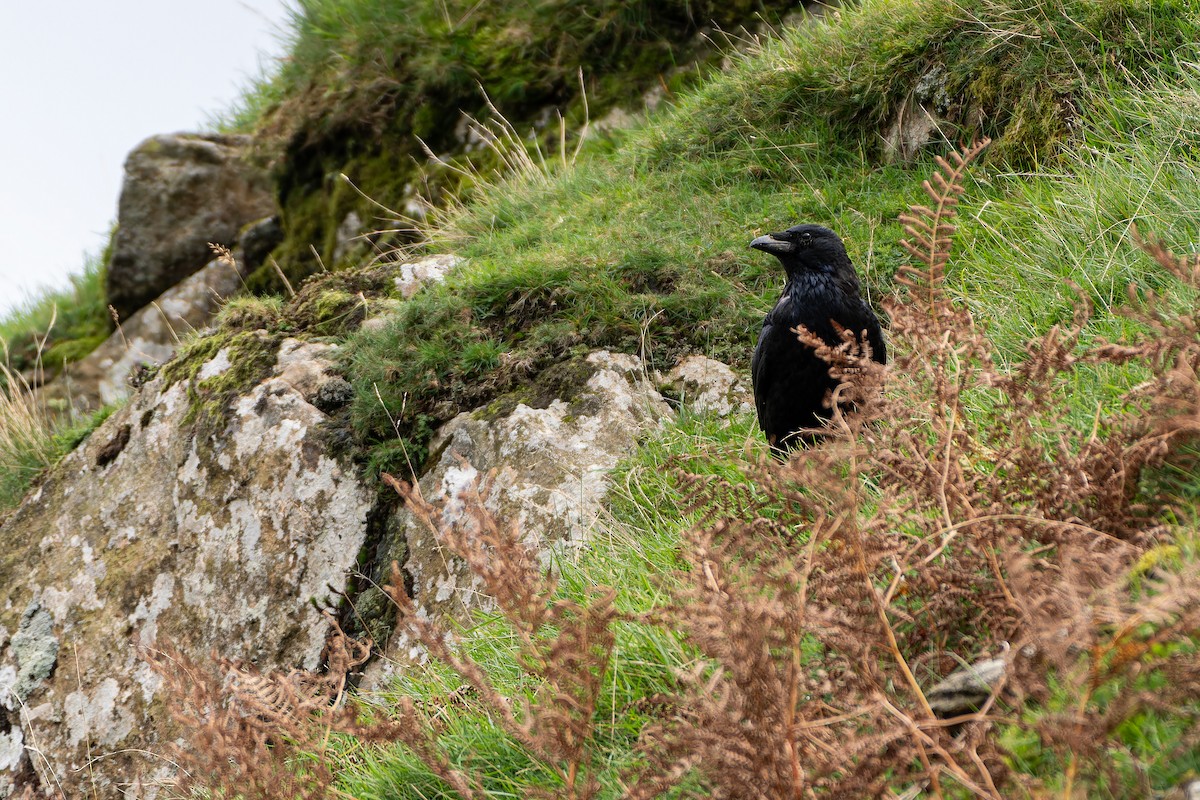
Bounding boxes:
[239,215,284,274]
[0,337,373,798]
[915,66,953,114]
[334,211,366,264]
[368,351,671,679]
[660,354,753,418]
[0,723,20,778]
[105,133,274,320]
[48,253,247,413]
[394,254,462,299]
[357,254,461,336]
[882,67,952,163]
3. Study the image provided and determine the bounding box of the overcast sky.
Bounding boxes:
[0,1,292,317]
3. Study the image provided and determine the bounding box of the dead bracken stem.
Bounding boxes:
[108,304,128,351]
[897,138,991,317]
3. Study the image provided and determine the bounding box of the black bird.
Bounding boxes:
[750,224,886,455]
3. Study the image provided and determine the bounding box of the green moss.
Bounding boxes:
[244,187,333,294]
[474,356,599,423]
[214,295,285,331]
[345,586,395,649]
[160,330,280,437]
[287,265,399,335]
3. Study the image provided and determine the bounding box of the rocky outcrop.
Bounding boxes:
[45,215,283,415]
[0,337,373,799]
[105,133,275,321]
[50,256,245,414]
[2,301,754,794]
[369,351,674,676]
[660,354,754,418]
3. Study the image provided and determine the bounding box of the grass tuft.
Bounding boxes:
[0,358,115,512]
[0,243,113,377]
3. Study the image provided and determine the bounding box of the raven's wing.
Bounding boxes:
[864,308,886,365]
[849,296,886,365]
[751,319,772,432]
[752,293,794,443]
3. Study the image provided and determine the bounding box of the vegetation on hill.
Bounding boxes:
[0,0,799,510]
[4,0,1200,793]
[0,246,111,378]
[0,0,801,396]
[142,0,1200,797]
[227,0,806,293]
[343,0,1200,477]
[0,247,114,510]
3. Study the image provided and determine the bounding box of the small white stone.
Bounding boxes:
[394,254,462,299]
[196,348,233,380]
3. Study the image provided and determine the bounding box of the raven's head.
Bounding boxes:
[750,224,853,278]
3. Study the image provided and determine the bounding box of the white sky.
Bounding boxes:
[0,1,292,316]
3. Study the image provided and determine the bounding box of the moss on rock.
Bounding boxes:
[474,356,600,423]
[160,329,280,437]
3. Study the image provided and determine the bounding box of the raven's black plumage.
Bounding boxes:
[750,224,886,455]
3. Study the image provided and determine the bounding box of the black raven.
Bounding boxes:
[750,224,886,455]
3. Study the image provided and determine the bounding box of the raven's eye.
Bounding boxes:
[799,232,812,246]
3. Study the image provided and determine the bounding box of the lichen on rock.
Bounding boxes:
[659,354,754,419]
[368,350,672,681]
[7,603,59,705]
[0,335,373,798]
[394,253,463,299]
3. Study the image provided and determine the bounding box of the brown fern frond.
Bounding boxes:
[1133,225,1200,287]
[381,471,617,798]
[896,138,991,318]
[144,642,338,800]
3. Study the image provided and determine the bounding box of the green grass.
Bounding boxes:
[0,243,112,376]
[643,0,1198,166]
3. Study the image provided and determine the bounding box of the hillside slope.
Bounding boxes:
[3,0,1200,797]
[159,0,1200,796]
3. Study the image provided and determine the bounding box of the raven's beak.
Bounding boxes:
[750,233,791,256]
